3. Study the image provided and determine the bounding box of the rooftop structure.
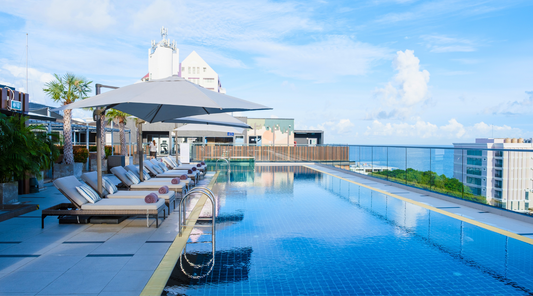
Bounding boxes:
[147,27,179,81]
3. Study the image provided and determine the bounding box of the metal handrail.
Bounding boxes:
[215,157,230,171]
[177,187,216,279]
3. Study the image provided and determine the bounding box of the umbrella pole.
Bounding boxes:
[137,120,145,182]
[175,130,179,164]
[94,107,104,197]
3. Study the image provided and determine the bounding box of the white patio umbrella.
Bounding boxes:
[164,113,251,163]
[58,76,270,122]
[174,124,246,164]
[175,124,245,133]
[57,75,270,195]
[164,113,251,129]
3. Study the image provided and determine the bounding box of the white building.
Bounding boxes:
[179,51,225,93]
[148,27,179,80]
[453,138,533,212]
[145,27,225,94]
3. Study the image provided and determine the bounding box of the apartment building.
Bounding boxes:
[453,138,533,212]
[179,51,225,94]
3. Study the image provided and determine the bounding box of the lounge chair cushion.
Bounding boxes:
[102,177,118,194]
[106,191,175,200]
[152,164,163,174]
[54,176,89,207]
[81,198,165,210]
[81,172,110,195]
[76,184,101,203]
[158,162,169,172]
[110,166,133,187]
[126,171,140,184]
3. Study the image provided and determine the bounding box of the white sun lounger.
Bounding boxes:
[46,176,166,228]
[124,165,192,189]
[144,161,199,183]
[81,172,177,213]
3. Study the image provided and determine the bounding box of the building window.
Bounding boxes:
[495,180,502,189]
[526,192,529,201]
[203,67,206,72]
[467,150,483,156]
[495,169,502,178]
[495,159,503,168]
[469,187,482,195]
[182,67,184,72]
[467,157,482,166]
[494,151,503,157]
[466,167,482,176]
[467,177,482,185]
[204,78,214,84]
[192,67,195,74]
[188,67,191,74]
[197,67,200,74]
[494,190,502,199]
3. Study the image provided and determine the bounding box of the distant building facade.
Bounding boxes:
[453,138,533,212]
[179,51,225,94]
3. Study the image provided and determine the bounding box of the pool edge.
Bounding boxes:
[141,171,221,296]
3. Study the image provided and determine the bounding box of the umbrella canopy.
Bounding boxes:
[164,113,251,129]
[175,124,245,134]
[57,75,270,122]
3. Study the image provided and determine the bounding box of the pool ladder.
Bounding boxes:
[215,157,230,172]
[178,187,216,279]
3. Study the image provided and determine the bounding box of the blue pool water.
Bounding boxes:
[164,166,533,295]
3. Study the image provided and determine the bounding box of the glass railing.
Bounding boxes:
[330,145,533,216]
[191,143,533,216]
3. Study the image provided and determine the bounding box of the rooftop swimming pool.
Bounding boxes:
[163,165,533,295]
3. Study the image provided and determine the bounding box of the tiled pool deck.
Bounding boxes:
[1,164,533,295]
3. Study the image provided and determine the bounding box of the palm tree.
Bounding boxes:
[44,73,92,165]
[106,109,130,156]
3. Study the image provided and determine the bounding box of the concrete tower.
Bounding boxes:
[148,27,179,80]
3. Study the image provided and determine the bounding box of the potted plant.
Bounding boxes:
[0,113,59,204]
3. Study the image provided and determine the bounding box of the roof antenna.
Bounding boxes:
[161,26,168,41]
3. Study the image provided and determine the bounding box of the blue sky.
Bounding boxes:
[0,0,532,144]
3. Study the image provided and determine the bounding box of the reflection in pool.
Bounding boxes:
[163,166,533,296]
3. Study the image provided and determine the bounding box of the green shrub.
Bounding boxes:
[73,147,89,163]
[0,113,60,183]
[89,146,97,152]
[105,146,112,158]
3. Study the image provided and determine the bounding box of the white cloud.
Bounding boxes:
[421,34,476,53]
[43,0,116,32]
[452,58,481,64]
[308,119,356,135]
[367,49,430,120]
[373,0,521,25]
[249,36,390,82]
[365,118,523,139]
[485,91,533,116]
[0,62,55,104]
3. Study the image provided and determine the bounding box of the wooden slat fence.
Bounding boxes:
[192,145,349,162]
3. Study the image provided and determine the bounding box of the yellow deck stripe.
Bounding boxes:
[305,165,533,246]
[141,171,220,296]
